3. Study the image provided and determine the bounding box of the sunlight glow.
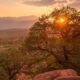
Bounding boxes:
[59,18,65,23]
[55,16,68,27]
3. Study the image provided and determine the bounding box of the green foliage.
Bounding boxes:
[23,7,80,76]
[0,7,80,80]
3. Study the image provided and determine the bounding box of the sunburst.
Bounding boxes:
[55,16,68,27]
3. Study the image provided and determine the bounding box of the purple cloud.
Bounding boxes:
[23,0,55,6]
[23,0,80,8]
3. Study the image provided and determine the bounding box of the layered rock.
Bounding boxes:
[33,69,78,80]
[55,76,80,80]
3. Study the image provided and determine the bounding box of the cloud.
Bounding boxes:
[22,0,80,8]
[23,0,69,7]
[0,16,37,30]
[23,0,55,6]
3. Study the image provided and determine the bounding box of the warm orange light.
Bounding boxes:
[55,16,68,28]
[59,18,65,23]
[56,17,66,24]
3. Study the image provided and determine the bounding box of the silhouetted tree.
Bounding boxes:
[23,7,80,74]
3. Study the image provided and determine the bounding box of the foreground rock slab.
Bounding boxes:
[33,69,78,80]
[55,76,80,80]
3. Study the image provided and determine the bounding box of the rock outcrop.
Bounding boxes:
[33,69,78,80]
[55,76,80,80]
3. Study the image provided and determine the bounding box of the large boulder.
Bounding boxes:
[33,69,78,80]
[59,69,78,76]
[54,76,80,80]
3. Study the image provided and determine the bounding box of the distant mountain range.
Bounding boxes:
[0,16,37,30]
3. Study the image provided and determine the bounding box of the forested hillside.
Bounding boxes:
[0,7,80,80]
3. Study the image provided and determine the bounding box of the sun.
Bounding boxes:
[59,18,65,23]
[56,17,66,23]
[55,16,68,28]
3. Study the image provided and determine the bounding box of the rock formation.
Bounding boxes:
[55,76,80,80]
[33,69,78,80]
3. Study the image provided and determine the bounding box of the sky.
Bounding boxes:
[0,0,80,30]
[0,0,80,17]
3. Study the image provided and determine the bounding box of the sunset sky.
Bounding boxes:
[0,0,80,17]
[0,0,80,30]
